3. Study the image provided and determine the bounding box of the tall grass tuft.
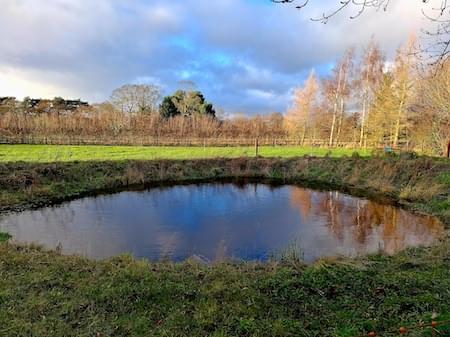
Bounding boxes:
[0,232,11,242]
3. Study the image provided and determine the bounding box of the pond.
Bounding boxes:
[0,183,444,263]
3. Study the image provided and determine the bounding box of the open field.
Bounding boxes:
[0,155,449,336]
[0,144,371,162]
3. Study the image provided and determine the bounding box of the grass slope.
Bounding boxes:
[0,154,449,336]
[0,144,370,162]
[0,243,449,337]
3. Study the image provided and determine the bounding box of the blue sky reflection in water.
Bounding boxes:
[0,183,444,263]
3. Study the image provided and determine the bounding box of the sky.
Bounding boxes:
[0,0,435,115]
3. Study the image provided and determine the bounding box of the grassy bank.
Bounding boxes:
[1,155,449,223]
[0,155,449,336]
[0,242,449,337]
[0,144,371,162]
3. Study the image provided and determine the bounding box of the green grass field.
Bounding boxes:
[0,144,370,162]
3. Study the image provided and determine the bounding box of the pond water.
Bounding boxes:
[0,183,444,263]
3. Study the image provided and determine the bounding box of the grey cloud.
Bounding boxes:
[0,0,431,114]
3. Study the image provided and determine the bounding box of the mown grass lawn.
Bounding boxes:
[0,144,370,163]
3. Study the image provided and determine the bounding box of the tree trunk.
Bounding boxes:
[301,125,307,146]
[329,110,337,147]
[359,94,367,148]
[393,89,406,148]
[336,97,345,144]
[330,63,343,147]
[393,112,401,148]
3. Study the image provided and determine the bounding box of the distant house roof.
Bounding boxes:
[28,98,89,110]
[0,97,16,105]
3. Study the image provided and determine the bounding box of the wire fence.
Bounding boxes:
[0,134,403,149]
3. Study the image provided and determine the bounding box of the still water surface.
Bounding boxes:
[0,183,444,262]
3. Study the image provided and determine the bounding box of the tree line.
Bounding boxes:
[0,88,285,142]
[285,36,449,155]
[0,36,448,155]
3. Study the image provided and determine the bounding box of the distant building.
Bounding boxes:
[29,98,89,111]
[0,97,17,105]
[62,99,90,111]
[0,97,89,114]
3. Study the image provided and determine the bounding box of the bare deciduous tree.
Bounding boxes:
[285,70,319,144]
[324,48,354,146]
[357,39,385,148]
[413,59,450,154]
[110,84,162,114]
[272,0,450,63]
[391,35,419,148]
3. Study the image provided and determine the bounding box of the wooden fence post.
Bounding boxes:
[255,138,259,157]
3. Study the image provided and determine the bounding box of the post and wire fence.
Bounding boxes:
[1,134,447,158]
[0,135,366,147]
[0,134,425,150]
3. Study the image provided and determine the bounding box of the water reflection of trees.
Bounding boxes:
[290,187,443,254]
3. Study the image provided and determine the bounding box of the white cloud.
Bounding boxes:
[0,66,74,99]
[247,89,276,100]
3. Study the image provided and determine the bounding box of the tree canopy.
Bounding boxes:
[110,84,162,114]
[159,90,216,118]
